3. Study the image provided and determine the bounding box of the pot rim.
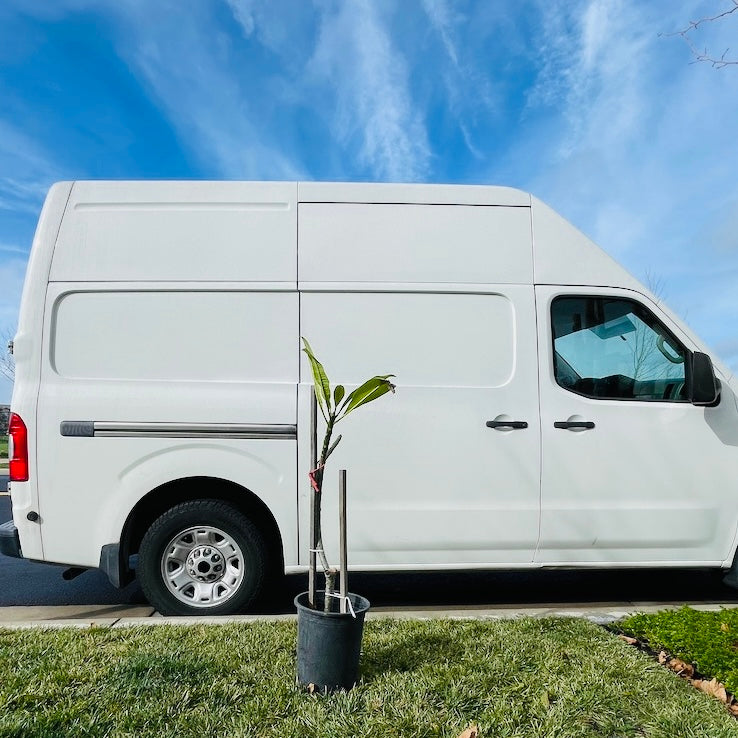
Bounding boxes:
[294,590,370,617]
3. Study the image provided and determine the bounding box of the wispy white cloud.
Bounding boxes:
[419,0,500,161]
[0,243,28,255]
[422,0,459,67]
[459,122,484,161]
[309,0,430,181]
[0,120,59,215]
[223,0,256,38]
[117,1,307,180]
[221,0,312,56]
[0,257,27,330]
[527,0,650,158]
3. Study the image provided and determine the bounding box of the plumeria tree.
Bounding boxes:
[302,337,395,609]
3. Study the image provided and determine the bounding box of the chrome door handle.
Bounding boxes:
[554,421,595,430]
[486,420,528,430]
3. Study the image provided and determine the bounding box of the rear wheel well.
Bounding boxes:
[121,477,284,584]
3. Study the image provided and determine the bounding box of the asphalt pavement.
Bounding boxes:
[0,495,144,608]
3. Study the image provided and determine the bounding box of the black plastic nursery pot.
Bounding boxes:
[295,590,371,692]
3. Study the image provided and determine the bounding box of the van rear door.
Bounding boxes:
[35,181,299,569]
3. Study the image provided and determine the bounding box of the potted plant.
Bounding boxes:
[295,338,395,692]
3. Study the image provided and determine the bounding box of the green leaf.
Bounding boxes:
[334,385,345,407]
[324,434,342,461]
[338,375,395,419]
[301,337,331,415]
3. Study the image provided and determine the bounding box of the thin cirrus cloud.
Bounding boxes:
[0,120,60,218]
[305,1,431,182]
[113,0,308,182]
[106,0,432,183]
[419,0,499,161]
[222,0,432,181]
[520,1,738,259]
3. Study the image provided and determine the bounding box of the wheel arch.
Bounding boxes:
[117,476,285,587]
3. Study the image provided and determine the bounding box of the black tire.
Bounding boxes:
[138,499,267,616]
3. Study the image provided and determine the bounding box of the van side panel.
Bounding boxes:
[51,290,295,382]
[37,285,299,568]
[299,203,533,284]
[33,181,299,570]
[51,181,297,282]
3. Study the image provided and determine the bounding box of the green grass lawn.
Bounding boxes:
[0,438,7,459]
[619,606,738,696]
[0,617,735,738]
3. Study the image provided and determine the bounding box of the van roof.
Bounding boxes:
[297,181,530,206]
[43,180,643,293]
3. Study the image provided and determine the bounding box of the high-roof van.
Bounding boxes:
[3,181,734,615]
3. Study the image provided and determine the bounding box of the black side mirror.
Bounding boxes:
[689,351,719,406]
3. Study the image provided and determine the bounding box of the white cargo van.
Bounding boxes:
[3,181,735,615]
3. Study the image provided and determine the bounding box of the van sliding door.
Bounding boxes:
[299,288,541,568]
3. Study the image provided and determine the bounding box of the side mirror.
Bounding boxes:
[689,351,719,406]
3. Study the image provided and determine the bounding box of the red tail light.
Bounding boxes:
[8,413,28,482]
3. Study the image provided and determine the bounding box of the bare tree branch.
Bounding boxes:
[0,329,15,383]
[662,1,738,68]
[644,269,666,302]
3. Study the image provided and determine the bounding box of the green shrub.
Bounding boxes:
[619,606,738,695]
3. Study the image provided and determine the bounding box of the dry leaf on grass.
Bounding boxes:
[693,678,729,704]
[668,658,694,678]
[622,636,736,715]
[721,622,730,632]
[456,726,479,738]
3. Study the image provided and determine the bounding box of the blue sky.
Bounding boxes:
[1,0,738,403]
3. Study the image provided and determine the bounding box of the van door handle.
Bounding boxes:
[554,421,595,430]
[486,420,528,430]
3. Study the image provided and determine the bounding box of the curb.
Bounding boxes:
[0,602,735,630]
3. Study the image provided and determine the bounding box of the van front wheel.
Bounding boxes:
[137,500,267,616]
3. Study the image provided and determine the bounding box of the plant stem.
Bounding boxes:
[324,569,337,614]
[314,414,336,611]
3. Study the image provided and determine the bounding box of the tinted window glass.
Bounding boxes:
[552,296,687,401]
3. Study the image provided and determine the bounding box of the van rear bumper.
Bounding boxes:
[0,521,22,559]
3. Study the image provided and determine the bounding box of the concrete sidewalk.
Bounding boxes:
[0,601,736,630]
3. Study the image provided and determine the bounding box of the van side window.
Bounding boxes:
[551,296,688,402]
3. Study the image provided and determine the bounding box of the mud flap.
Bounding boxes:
[99,543,134,589]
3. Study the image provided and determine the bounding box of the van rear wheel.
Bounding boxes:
[138,499,267,616]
